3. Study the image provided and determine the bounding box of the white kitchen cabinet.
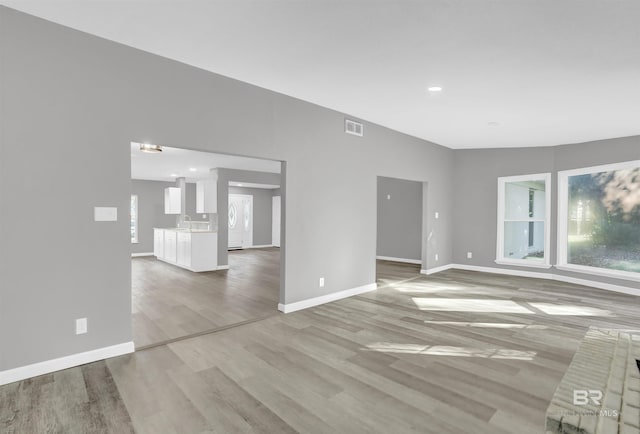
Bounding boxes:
[164,230,177,263]
[164,187,182,214]
[153,228,165,258]
[196,179,217,213]
[177,232,192,267]
[189,232,217,271]
[154,228,218,272]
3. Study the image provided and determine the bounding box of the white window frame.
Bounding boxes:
[496,173,552,269]
[131,194,139,244]
[556,159,640,281]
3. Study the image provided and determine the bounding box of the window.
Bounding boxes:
[229,202,237,228]
[557,160,640,280]
[130,194,138,243]
[496,173,551,268]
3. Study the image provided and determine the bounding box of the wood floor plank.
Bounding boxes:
[1,362,134,434]
[3,259,640,433]
[132,248,280,347]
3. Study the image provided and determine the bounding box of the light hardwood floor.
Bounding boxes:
[132,248,280,348]
[3,262,640,433]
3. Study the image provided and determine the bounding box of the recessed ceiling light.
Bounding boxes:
[189,168,197,172]
[170,173,178,177]
[427,86,442,92]
[140,143,162,153]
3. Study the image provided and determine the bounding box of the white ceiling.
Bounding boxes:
[3,1,640,149]
[131,143,281,182]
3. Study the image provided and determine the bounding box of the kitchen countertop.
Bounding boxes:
[154,227,217,233]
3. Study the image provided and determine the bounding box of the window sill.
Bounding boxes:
[554,264,640,282]
[495,260,552,269]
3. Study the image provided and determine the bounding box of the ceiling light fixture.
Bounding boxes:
[170,173,178,177]
[427,86,442,92]
[189,168,197,172]
[140,143,162,153]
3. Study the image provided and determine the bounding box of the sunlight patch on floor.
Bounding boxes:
[392,284,468,293]
[423,321,548,329]
[412,298,535,313]
[529,303,613,316]
[363,342,536,360]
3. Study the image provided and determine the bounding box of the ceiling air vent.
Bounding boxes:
[345,119,363,137]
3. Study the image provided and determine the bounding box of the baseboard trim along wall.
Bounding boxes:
[376,256,422,265]
[131,252,154,257]
[552,274,640,297]
[229,245,274,251]
[0,341,135,386]
[449,264,552,279]
[278,282,377,314]
[424,264,640,297]
[420,264,454,275]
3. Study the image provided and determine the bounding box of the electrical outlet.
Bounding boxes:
[386,194,391,200]
[319,277,325,288]
[76,318,87,335]
[467,251,473,259]
[435,254,439,262]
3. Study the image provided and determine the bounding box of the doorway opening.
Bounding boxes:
[130,142,284,349]
[375,176,427,286]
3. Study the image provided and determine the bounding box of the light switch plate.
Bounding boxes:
[94,207,117,222]
[76,318,87,335]
[435,212,439,219]
[319,277,325,288]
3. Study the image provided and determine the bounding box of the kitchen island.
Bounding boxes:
[154,228,220,272]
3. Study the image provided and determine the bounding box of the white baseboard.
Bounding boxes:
[450,264,552,279]
[376,256,422,265]
[424,263,640,297]
[278,282,377,314]
[420,264,454,275]
[0,341,135,386]
[216,265,230,270]
[552,274,640,297]
[229,245,274,251]
[131,252,154,257]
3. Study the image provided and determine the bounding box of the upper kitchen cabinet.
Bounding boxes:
[164,187,182,214]
[196,179,217,213]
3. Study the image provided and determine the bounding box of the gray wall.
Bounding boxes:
[0,7,454,371]
[130,180,207,254]
[228,186,278,246]
[376,177,423,261]
[453,137,640,290]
